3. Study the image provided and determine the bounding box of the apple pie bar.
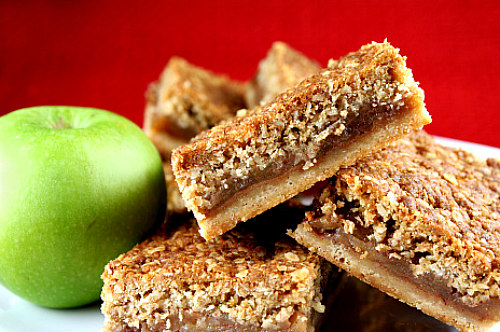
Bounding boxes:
[245,41,321,108]
[291,131,500,332]
[143,57,246,158]
[101,209,334,332]
[172,41,431,240]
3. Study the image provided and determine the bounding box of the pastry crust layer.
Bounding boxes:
[293,223,500,332]
[292,131,500,332]
[199,111,425,240]
[150,45,322,217]
[172,41,430,240]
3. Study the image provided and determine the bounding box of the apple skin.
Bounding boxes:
[0,106,166,308]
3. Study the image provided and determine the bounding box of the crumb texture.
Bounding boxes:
[101,218,328,332]
[172,41,429,236]
[306,131,500,306]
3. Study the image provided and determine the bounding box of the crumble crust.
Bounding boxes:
[172,41,430,240]
[245,41,321,108]
[101,213,331,332]
[143,57,246,158]
[150,45,323,218]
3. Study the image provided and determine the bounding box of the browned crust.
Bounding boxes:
[292,131,500,332]
[101,215,331,332]
[245,41,321,108]
[172,41,430,240]
[143,57,246,158]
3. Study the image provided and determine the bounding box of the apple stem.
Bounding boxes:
[51,115,71,129]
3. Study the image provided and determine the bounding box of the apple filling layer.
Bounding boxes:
[172,41,430,240]
[292,131,500,332]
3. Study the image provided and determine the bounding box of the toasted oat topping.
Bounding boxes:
[172,41,428,228]
[101,216,328,331]
[306,131,500,305]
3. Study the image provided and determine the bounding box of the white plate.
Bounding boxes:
[0,285,102,332]
[0,136,499,332]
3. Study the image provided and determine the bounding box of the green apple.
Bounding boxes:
[0,106,166,308]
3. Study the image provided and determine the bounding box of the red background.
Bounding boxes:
[1,1,499,147]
